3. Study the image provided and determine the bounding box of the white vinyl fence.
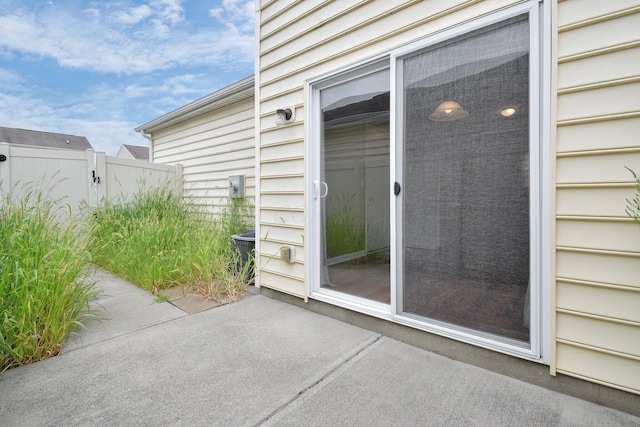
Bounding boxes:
[95,152,183,204]
[0,142,182,216]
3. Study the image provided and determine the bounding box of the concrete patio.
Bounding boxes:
[1,269,638,426]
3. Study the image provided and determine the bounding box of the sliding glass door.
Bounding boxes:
[397,15,533,345]
[310,5,540,354]
[317,67,391,304]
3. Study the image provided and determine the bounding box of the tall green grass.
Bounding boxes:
[0,189,95,371]
[89,188,253,302]
[626,167,640,226]
[325,193,366,259]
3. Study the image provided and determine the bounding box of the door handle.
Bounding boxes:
[320,181,328,198]
[394,182,401,196]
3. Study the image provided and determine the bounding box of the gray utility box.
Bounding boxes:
[229,175,245,198]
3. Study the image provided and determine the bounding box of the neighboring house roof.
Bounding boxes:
[118,144,150,161]
[0,126,93,150]
[135,75,254,135]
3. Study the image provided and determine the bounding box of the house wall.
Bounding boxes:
[257,0,640,395]
[152,97,256,216]
[554,0,640,394]
[256,0,527,298]
[116,145,135,160]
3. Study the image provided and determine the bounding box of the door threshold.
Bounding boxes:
[310,289,392,321]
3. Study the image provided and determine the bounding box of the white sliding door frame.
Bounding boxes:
[306,0,551,363]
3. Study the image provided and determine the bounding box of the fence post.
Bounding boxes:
[0,142,10,202]
[95,151,107,204]
[85,149,96,209]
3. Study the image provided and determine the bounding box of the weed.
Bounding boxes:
[0,185,95,371]
[154,294,169,303]
[626,167,640,225]
[89,187,254,303]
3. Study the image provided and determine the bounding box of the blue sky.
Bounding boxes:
[0,0,254,155]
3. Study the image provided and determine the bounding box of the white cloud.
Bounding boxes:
[158,73,207,95]
[151,0,184,26]
[208,8,222,19]
[0,89,147,155]
[209,0,254,33]
[84,8,101,20]
[0,67,21,84]
[112,5,153,25]
[66,118,148,155]
[111,0,184,29]
[0,2,253,75]
[0,68,224,155]
[0,1,254,155]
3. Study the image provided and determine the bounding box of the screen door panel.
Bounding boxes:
[401,16,531,343]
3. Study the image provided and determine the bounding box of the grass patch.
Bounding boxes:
[0,188,95,371]
[89,188,253,303]
[325,193,366,259]
[154,294,170,303]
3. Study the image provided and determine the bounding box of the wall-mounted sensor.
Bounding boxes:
[275,106,295,126]
[229,175,244,198]
[279,245,295,263]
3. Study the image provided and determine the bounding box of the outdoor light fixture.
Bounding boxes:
[500,106,517,117]
[276,106,295,125]
[429,101,469,121]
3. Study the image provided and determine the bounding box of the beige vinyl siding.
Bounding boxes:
[153,97,255,213]
[256,0,524,297]
[259,0,520,97]
[555,0,640,394]
[557,117,640,152]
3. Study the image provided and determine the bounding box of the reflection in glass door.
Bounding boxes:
[319,69,390,304]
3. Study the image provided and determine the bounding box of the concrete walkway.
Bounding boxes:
[1,269,638,426]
